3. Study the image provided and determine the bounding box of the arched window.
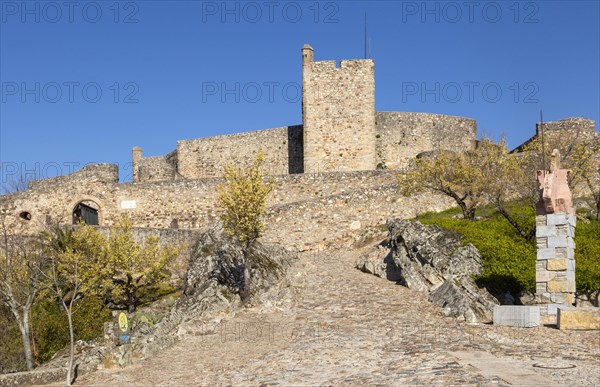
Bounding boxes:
[72,200,100,225]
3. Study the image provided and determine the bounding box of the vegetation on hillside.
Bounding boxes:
[418,204,600,296]
[0,217,181,377]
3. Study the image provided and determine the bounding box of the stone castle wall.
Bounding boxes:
[137,150,179,182]
[176,125,303,179]
[513,117,597,153]
[302,58,376,173]
[128,46,477,181]
[536,117,596,137]
[0,166,453,250]
[375,112,477,169]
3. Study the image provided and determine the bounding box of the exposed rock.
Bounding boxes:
[142,227,296,356]
[356,219,498,323]
[355,241,401,282]
[517,290,536,305]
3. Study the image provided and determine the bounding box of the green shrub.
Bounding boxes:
[31,296,111,363]
[421,214,536,293]
[420,204,599,295]
[575,220,600,292]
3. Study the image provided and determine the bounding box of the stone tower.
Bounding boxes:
[302,44,376,173]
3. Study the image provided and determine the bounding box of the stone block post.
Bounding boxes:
[535,213,576,304]
[535,149,576,305]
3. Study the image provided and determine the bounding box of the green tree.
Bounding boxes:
[216,152,273,301]
[568,138,600,220]
[399,146,486,220]
[0,218,45,371]
[104,215,178,313]
[42,224,106,386]
[480,137,538,241]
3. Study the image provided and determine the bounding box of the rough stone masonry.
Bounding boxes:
[0,44,596,242]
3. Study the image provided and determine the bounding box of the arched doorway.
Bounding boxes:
[72,200,100,225]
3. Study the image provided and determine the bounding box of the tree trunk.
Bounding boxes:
[128,291,135,313]
[240,247,252,302]
[66,308,75,386]
[20,311,34,371]
[9,304,34,371]
[497,204,534,241]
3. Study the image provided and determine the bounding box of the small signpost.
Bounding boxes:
[117,312,130,345]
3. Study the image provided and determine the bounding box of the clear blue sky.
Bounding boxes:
[1,0,599,184]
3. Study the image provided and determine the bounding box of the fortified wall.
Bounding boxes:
[0,165,453,249]
[513,117,597,153]
[131,44,477,182]
[0,45,596,249]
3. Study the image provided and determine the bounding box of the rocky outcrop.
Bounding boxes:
[141,227,296,356]
[356,219,498,323]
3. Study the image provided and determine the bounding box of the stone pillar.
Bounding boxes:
[535,149,576,306]
[535,212,576,304]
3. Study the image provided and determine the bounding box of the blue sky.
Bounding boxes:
[1,0,599,185]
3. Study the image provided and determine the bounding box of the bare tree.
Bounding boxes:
[41,224,105,385]
[0,216,45,370]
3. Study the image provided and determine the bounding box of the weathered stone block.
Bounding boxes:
[568,214,577,227]
[547,236,568,248]
[536,270,556,282]
[553,271,567,280]
[536,248,555,260]
[547,280,568,292]
[546,258,567,271]
[536,282,547,294]
[546,213,569,226]
[535,215,547,226]
[493,306,540,327]
[566,248,575,260]
[555,247,567,259]
[536,225,556,238]
[553,293,572,304]
[546,303,567,316]
[535,261,546,271]
[555,224,568,236]
[557,307,600,330]
[536,237,547,249]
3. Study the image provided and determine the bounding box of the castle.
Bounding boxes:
[1,45,596,249]
[132,44,477,182]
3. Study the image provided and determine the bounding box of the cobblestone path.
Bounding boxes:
[77,245,600,386]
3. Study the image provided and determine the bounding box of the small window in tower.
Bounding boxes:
[19,211,32,221]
